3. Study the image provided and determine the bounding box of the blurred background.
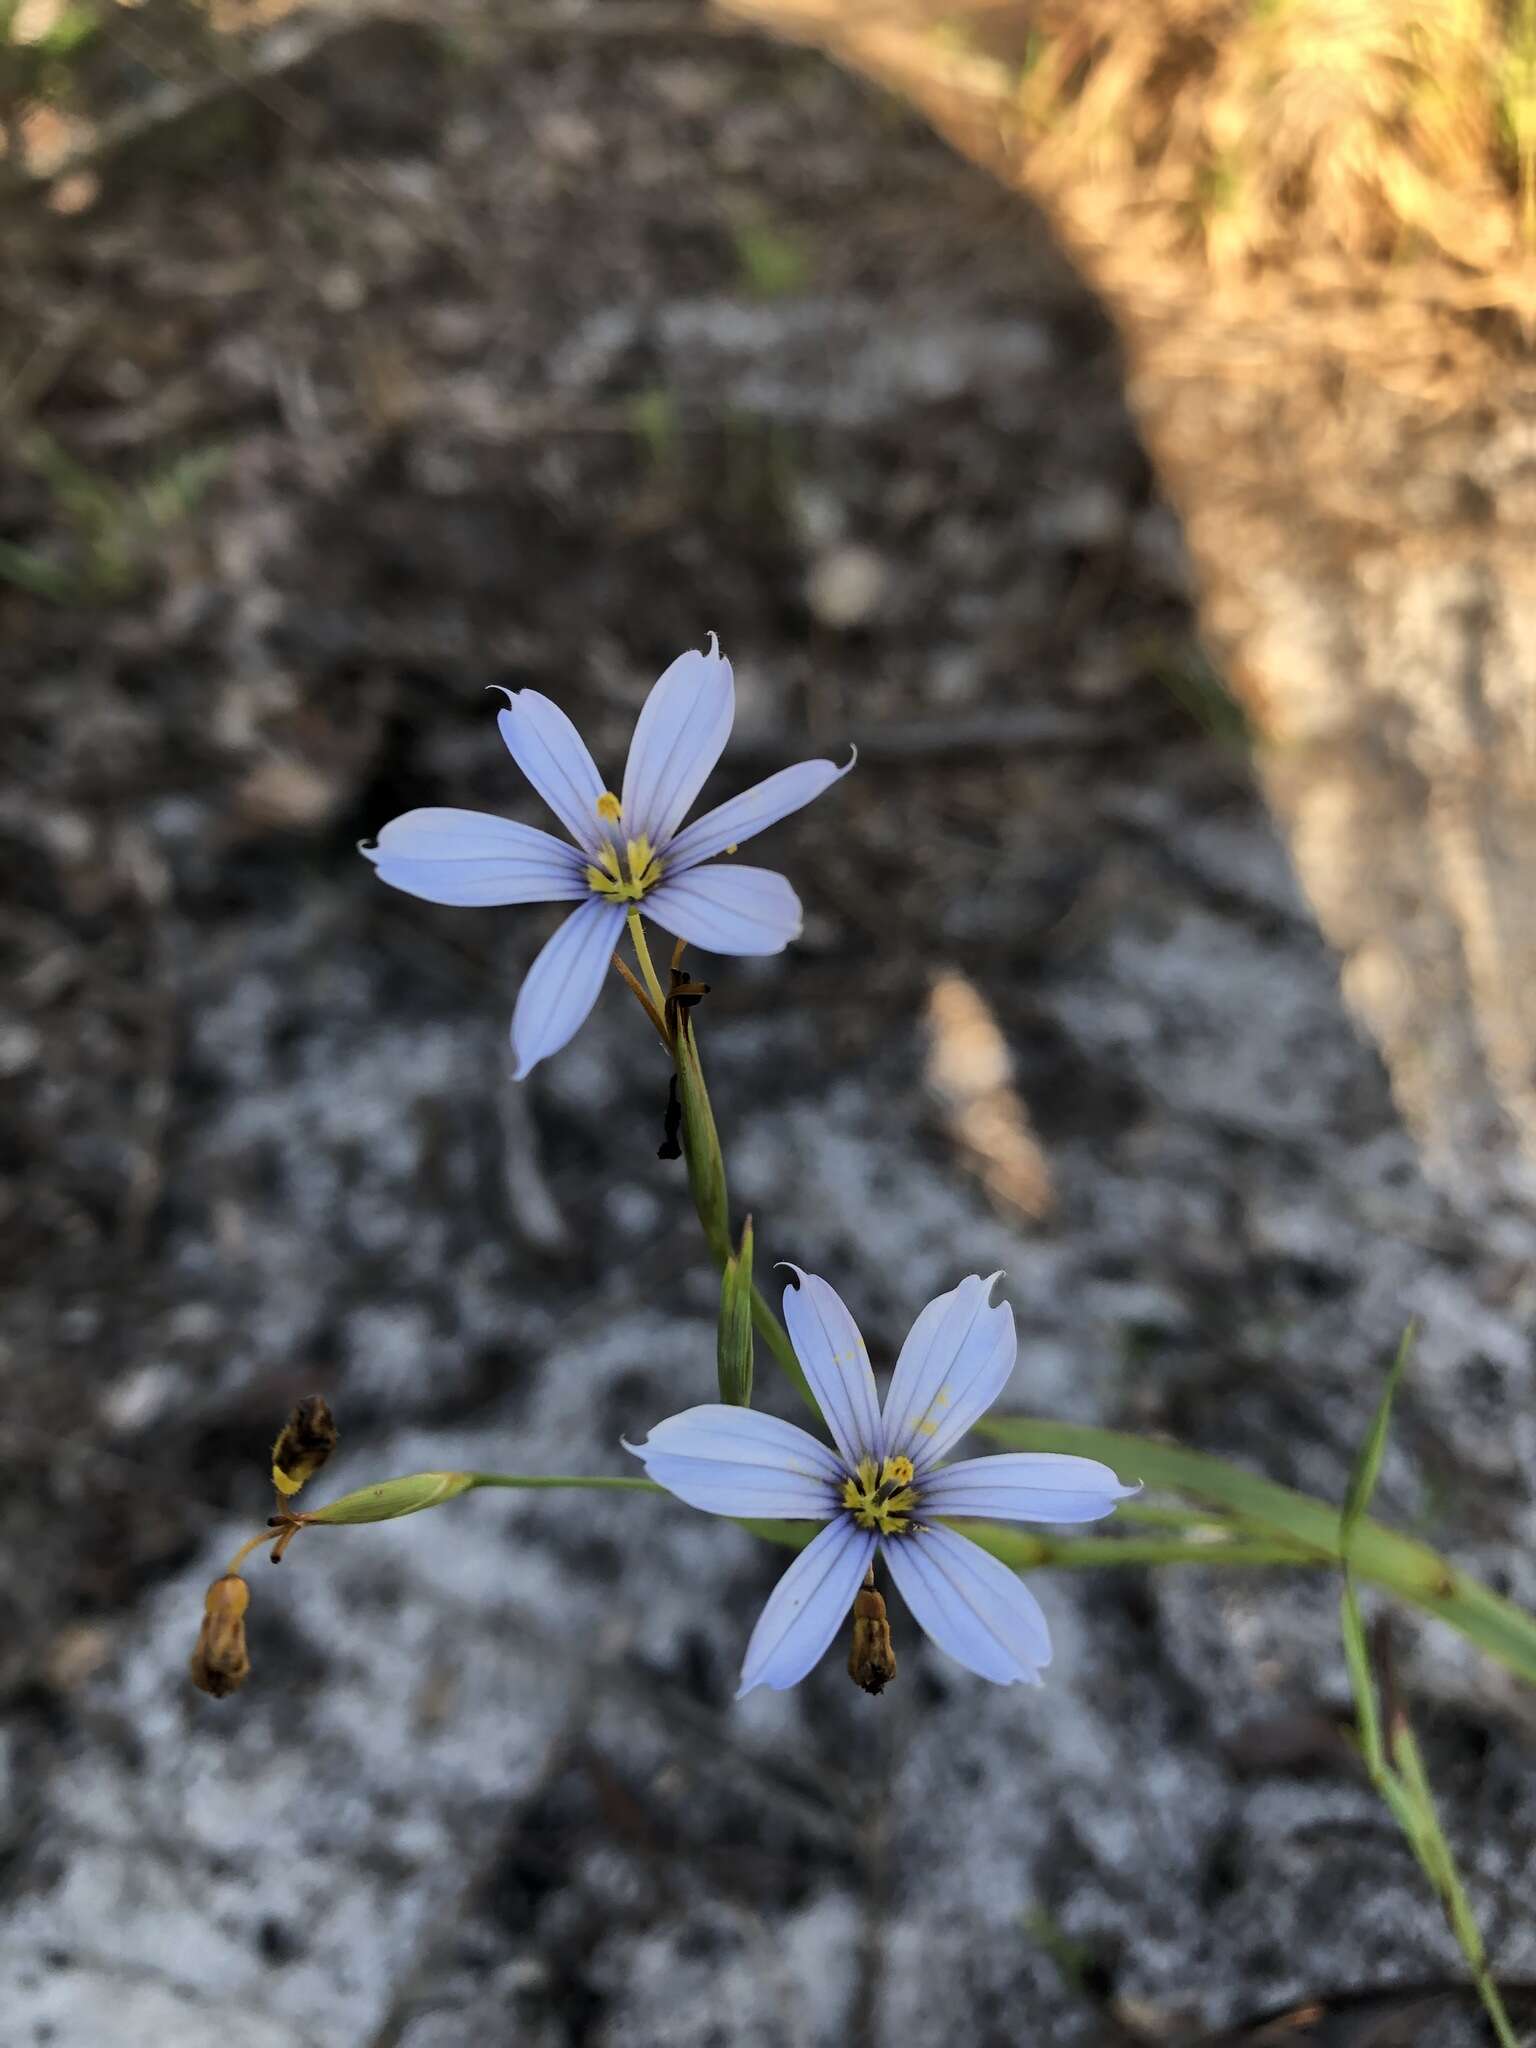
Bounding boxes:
[2,1,1534,2042]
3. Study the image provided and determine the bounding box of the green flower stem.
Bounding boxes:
[626,909,669,1018]
[1105,1501,1245,1531]
[300,1471,663,1525]
[465,1474,663,1494]
[963,1529,1321,1571]
[1341,1577,1520,2048]
[740,1520,1318,1571]
[980,1416,1536,1688]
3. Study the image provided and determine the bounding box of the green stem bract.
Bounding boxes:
[718,1217,756,1406]
[671,1008,815,1412]
[980,1416,1536,1687]
[673,1013,731,1263]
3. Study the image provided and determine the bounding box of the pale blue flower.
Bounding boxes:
[362,637,853,1077]
[626,1269,1138,1695]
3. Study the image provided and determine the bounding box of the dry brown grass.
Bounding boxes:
[721,0,1536,327]
[1014,0,1525,272]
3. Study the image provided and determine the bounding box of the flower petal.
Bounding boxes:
[620,637,735,849]
[780,1267,883,1471]
[623,1404,843,1518]
[510,898,625,1080]
[921,1453,1138,1524]
[497,690,610,855]
[737,1516,876,1696]
[882,1524,1051,1685]
[666,751,856,872]
[881,1274,1016,1474]
[643,865,802,957]
[362,808,589,906]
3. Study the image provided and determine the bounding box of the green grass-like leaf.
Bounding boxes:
[979,1414,1536,1686]
[1342,1321,1416,1548]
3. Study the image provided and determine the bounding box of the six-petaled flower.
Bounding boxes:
[626,1268,1138,1695]
[362,636,852,1077]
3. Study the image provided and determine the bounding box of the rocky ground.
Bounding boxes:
[3,4,1535,2044]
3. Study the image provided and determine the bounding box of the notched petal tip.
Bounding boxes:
[485,684,516,708]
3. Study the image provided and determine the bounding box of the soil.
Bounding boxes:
[3,6,1535,2046]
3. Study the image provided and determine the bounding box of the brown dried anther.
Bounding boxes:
[271,1394,339,1501]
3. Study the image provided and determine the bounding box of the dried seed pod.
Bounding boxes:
[847,1579,896,1696]
[189,1575,251,1699]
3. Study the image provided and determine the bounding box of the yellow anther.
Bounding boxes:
[586,833,664,904]
[596,791,622,823]
[841,1454,919,1536]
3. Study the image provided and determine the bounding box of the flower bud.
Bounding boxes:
[717,1216,755,1407]
[674,1015,730,1261]
[271,1395,339,1500]
[847,1579,896,1696]
[302,1470,476,1525]
[189,1575,251,1698]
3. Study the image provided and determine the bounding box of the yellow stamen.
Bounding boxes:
[585,833,664,904]
[841,1454,920,1536]
[596,791,622,823]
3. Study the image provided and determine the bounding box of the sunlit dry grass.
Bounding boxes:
[1013,0,1527,272]
[723,0,1536,313]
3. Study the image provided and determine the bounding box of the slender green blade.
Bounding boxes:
[1342,1322,1416,1550]
[979,1415,1536,1686]
[1340,1576,1385,1778]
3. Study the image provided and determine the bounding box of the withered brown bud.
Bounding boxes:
[189,1575,251,1698]
[848,1581,897,1696]
[271,1394,338,1500]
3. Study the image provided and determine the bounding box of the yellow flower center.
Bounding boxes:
[596,791,623,824]
[842,1453,919,1536]
[586,834,664,903]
